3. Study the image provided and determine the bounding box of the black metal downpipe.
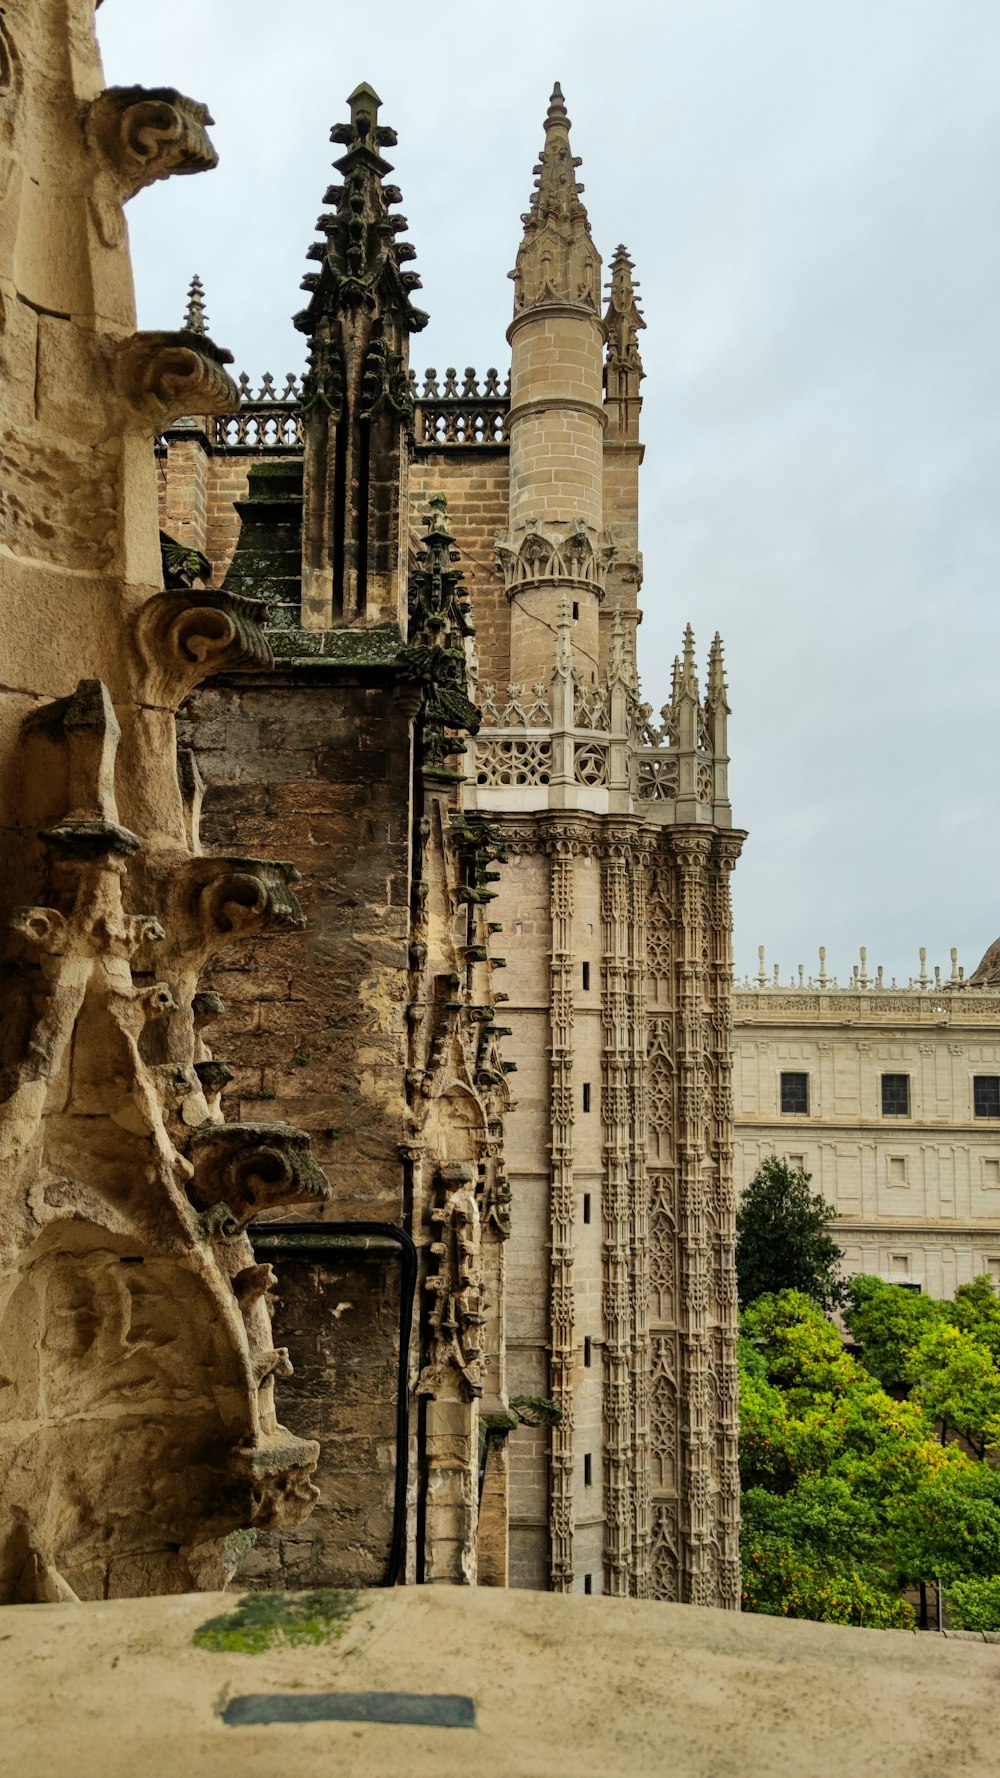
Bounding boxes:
[250,1220,418,1588]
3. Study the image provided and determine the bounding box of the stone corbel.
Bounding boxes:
[184,1123,331,1228]
[168,855,305,963]
[135,588,273,708]
[86,85,218,245]
[115,331,238,433]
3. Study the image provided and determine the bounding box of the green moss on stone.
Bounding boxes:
[193,1588,362,1654]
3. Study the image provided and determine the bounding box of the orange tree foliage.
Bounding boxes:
[739,1291,1000,1628]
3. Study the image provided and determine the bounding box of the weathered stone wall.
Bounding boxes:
[409,450,511,689]
[235,1249,403,1590]
[157,434,252,586]
[179,670,413,1584]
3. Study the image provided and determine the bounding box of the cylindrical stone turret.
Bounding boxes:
[502,85,606,690]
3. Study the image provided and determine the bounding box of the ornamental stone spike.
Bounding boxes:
[182,272,208,335]
[604,243,645,377]
[510,82,600,315]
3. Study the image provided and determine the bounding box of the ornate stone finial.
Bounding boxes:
[510,83,600,314]
[397,499,480,783]
[182,273,208,335]
[677,623,700,700]
[604,244,645,378]
[706,633,728,708]
[294,80,428,368]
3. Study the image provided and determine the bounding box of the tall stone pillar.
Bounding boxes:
[548,835,577,1591]
[500,86,609,693]
[601,245,645,676]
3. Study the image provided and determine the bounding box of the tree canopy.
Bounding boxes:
[736,1157,846,1309]
[739,1287,1000,1629]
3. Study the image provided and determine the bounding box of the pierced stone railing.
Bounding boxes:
[411,366,510,448]
[479,683,551,727]
[213,372,304,450]
[208,366,512,452]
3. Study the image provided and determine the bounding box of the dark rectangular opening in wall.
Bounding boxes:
[584,1453,592,1486]
[582,1083,591,1113]
[975,1076,1000,1118]
[583,1192,591,1224]
[582,961,590,991]
[332,424,347,619]
[881,1073,911,1117]
[572,601,579,621]
[780,1071,809,1114]
[584,1336,592,1367]
[245,1232,407,1591]
[584,1573,593,1594]
[356,417,371,613]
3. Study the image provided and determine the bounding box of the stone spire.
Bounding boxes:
[604,246,644,375]
[295,84,427,630]
[182,272,207,335]
[510,84,600,315]
[294,80,427,385]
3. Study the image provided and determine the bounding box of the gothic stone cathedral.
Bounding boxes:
[160,84,744,1607]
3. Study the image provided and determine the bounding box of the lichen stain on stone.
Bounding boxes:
[193,1588,362,1654]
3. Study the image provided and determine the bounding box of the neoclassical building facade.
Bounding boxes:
[734,946,1000,1298]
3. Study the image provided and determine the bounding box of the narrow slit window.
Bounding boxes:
[582,1082,591,1112]
[572,601,580,621]
[584,1336,592,1367]
[583,1192,591,1224]
[584,1453,592,1486]
[582,961,590,991]
[584,1574,593,1595]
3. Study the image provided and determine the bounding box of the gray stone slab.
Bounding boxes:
[222,1691,476,1729]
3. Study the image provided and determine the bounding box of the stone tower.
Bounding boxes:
[154,80,746,1608]
[467,88,745,1604]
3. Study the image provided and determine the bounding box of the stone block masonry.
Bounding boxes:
[180,672,413,1586]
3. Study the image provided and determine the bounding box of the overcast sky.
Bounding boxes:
[98,1,1000,985]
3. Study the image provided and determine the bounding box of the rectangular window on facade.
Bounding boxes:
[582,1192,591,1224]
[582,1083,591,1113]
[780,1072,809,1114]
[582,961,590,991]
[881,1074,910,1117]
[888,1156,908,1187]
[584,1453,592,1486]
[584,1574,593,1595]
[983,1159,1000,1190]
[584,1336,592,1368]
[975,1076,1000,1119]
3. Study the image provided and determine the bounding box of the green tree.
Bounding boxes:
[736,1158,846,1308]
[846,1274,1000,1456]
[906,1322,1000,1460]
[946,1574,1000,1632]
[738,1289,1000,1626]
[844,1273,947,1389]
